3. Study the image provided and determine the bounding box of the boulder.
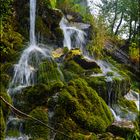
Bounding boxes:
[48,78,113,138]
[107,120,137,139]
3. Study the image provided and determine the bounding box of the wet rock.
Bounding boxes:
[107,120,135,138]
[48,78,113,137]
[97,132,125,140]
[52,48,64,58]
[73,55,100,69]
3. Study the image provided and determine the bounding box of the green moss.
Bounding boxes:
[1,62,14,76]
[38,59,63,84]
[92,68,102,74]
[64,60,84,75]
[6,129,20,137]
[50,78,113,135]
[87,75,130,105]
[106,72,114,76]
[107,124,136,139]
[0,108,6,140]
[87,76,107,103]
[65,49,82,61]
[0,74,10,89]
[98,132,125,140]
[118,98,138,113]
[63,47,69,54]
[25,107,49,140]
[62,70,79,82]
[14,84,50,113]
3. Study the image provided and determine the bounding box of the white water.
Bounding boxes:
[8,0,52,94]
[110,107,121,121]
[30,0,36,45]
[60,17,87,51]
[6,0,52,139]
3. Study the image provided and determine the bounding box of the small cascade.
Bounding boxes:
[60,17,87,51]
[109,107,121,121]
[106,77,113,106]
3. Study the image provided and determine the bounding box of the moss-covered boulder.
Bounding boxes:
[25,107,49,140]
[48,78,113,138]
[38,59,64,84]
[65,49,100,70]
[97,132,125,140]
[64,60,85,75]
[107,120,140,139]
[87,75,130,105]
[73,55,100,70]
[13,84,50,113]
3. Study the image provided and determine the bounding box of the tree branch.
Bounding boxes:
[0,96,72,139]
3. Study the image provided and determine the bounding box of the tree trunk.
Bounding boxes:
[132,20,137,39]
[128,16,133,42]
[111,0,118,34]
[114,11,124,35]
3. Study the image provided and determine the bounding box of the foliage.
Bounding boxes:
[56,0,87,15]
[0,0,13,18]
[86,16,107,58]
[98,0,139,42]
[48,78,113,137]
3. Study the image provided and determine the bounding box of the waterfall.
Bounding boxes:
[8,0,52,94]
[30,0,36,45]
[60,17,87,51]
[6,0,52,139]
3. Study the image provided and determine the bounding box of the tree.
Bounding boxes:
[97,0,139,43]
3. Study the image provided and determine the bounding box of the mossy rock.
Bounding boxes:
[87,76,130,105]
[97,132,125,140]
[65,49,82,60]
[107,121,137,139]
[25,107,49,140]
[118,98,138,113]
[86,76,108,103]
[38,59,63,84]
[0,108,6,140]
[62,70,79,82]
[49,78,113,136]
[64,60,85,75]
[14,84,50,113]
[72,55,100,70]
[0,74,11,89]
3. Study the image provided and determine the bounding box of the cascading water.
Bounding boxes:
[30,0,36,46]
[60,15,139,125]
[6,0,52,139]
[60,17,87,51]
[8,0,51,94]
